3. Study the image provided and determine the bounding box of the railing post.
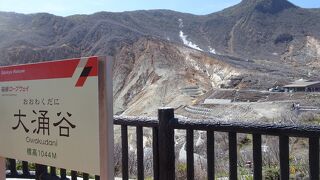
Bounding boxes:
[136,126,144,180]
[121,125,129,180]
[253,134,262,180]
[60,169,67,180]
[50,167,57,178]
[158,107,175,180]
[0,157,5,180]
[35,164,47,180]
[22,161,30,177]
[71,170,77,180]
[229,132,237,180]
[153,127,160,180]
[279,136,289,180]
[186,129,194,180]
[309,137,319,180]
[207,130,215,180]
[8,159,17,176]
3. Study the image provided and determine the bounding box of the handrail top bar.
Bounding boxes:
[114,115,320,137]
[174,117,320,137]
[158,107,174,110]
[114,116,158,127]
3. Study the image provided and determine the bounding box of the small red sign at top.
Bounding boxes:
[0,57,98,87]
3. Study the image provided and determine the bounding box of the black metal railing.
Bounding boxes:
[6,161,99,180]
[6,107,320,180]
[115,108,320,180]
[114,116,159,180]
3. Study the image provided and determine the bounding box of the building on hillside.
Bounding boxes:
[283,80,320,92]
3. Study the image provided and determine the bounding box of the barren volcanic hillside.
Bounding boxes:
[203,0,320,60]
[113,37,242,115]
[0,0,320,117]
[0,0,320,64]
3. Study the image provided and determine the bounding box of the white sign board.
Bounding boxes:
[0,56,113,177]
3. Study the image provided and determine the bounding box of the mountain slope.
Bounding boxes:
[0,0,319,65]
[113,37,242,115]
[0,0,320,116]
[202,0,320,59]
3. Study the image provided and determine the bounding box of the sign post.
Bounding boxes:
[0,157,4,180]
[0,56,113,179]
[98,58,114,180]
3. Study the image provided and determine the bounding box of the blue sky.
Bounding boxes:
[0,0,319,16]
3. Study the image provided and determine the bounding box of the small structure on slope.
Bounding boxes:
[283,80,320,92]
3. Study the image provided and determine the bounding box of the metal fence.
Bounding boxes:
[6,108,320,180]
[6,159,98,180]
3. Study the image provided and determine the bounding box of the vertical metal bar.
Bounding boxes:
[83,173,89,180]
[253,134,262,180]
[279,135,289,180]
[207,130,215,180]
[137,126,144,180]
[60,169,67,180]
[153,127,159,180]
[187,129,194,180]
[229,132,237,180]
[50,167,56,176]
[121,125,129,180]
[158,108,175,180]
[309,137,319,180]
[8,159,18,177]
[35,164,47,180]
[71,170,77,180]
[22,161,30,176]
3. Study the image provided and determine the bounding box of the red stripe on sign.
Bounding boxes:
[86,57,98,76]
[75,76,88,87]
[0,59,80,82]
[75,57,98,87]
